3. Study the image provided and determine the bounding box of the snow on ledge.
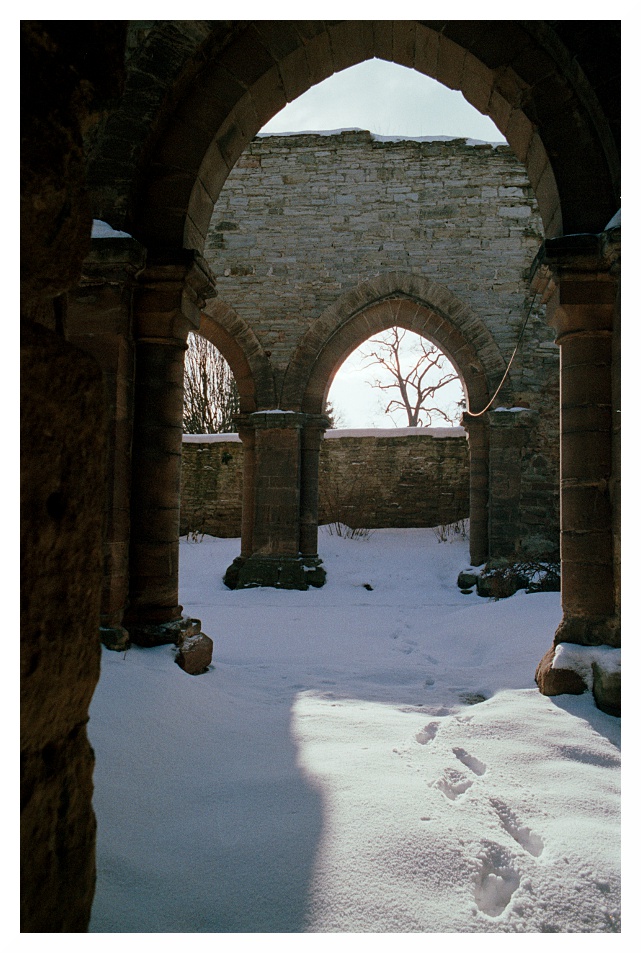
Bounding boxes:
[256,128,505,148]
[182,426,466,443]
[605,209,621,230]
[324,426,466,439]
[92,219,132,239]
[182,433,242,443]
[552,643,621,689]
[493,406,533,413]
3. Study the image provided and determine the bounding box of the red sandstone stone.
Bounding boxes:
[175,633,214,675]
[535,647,587,696]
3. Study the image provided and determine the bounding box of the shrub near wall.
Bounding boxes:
[181,428,469,538]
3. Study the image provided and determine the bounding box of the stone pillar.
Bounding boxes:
[300,415,331,559]
[238,421,257,559]
[462,414,489,566]
[20,20,127,932]
[224,412,328,590]
[532,230,621,714]
[486,407,541,559]
[67,236,145,650]
[124,251,216,646]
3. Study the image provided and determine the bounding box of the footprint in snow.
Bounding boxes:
[474,842,521,917]
[453,747,486,776]
[415,722,439,744]
[490,797,544,857]
[434,768,473,800]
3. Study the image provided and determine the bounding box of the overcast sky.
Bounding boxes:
[260,58,506,142]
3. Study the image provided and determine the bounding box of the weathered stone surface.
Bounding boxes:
[21,322,107,933]
[182,430,470,537]
[534,647,587,696]
[99,625,131,652]
[225,554,326,590]
[477,572,528,599]
[203,131,560,559]
[592,663,621,717]
[20,17,620,938]
[175,632,214,675]
[21,20,127,932]
[457,571,479,590]
[129,616,201,648]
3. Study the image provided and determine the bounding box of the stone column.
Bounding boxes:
[67,236,145,650]
[224,412,328,590]
[238,421,257,559]
[462,413,489,566]
[124,251,216,646]
[533,230,621,714]
[300,415,331,560]
[486,407,540,559]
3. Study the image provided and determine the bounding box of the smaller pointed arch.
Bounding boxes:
[280,272,509,415]
[198,298,276,413]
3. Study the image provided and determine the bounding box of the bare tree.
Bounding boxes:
[183,333,240,433]
[358,327,462,426]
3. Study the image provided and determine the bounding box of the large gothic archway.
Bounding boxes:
[88,21,619,251]
[278,275,509,567]
[198,299,276,413]
[21,20,620,932]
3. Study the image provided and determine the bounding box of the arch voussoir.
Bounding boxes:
[199,299,276,412]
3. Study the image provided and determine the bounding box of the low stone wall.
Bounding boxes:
[181,428,469,538]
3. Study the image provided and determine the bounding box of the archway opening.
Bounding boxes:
[327,325,465,429]
[183,332,240,435]
[192,42,556,584]
[320,325,469,540]
[260,57,505,142]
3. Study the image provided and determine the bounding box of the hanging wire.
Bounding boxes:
[466,293,538,418]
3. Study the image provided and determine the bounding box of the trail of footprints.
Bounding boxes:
[415,720,544,917]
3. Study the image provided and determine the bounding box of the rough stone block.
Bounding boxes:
[535,647,587,696]
[592,663,621,717]
[457,571,479,590]
[175,632,214,675]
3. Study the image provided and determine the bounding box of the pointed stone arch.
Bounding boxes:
[197,298,276,413]
[93,21,619,251]
[280,272,508,415]
[280,273,515,566]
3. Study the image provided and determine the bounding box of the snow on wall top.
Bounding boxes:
[183,427,466,443]
[256,128,505,148]
[92,219,132,238]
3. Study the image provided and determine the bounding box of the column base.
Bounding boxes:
[535,636,621,718]
[553,615,620,648]
[224,554,326,591]
[127,615,202,648]
[99,625,131,652]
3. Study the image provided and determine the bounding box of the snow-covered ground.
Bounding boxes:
[88,527,620,934]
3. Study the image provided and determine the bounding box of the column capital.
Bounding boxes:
[83,235,147,283]
[235,410,331,433]
[134,248,217,342]
[529,228,620,339]
[528,227,621,311]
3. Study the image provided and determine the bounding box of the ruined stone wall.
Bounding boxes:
[181,434,244,537]
[181,428,469,537]
[204,131,560,556]
[205,131,554,392]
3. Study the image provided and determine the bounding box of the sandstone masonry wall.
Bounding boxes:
[181,429,470,537]
[202,132,560,557]
[205,131,557,403]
